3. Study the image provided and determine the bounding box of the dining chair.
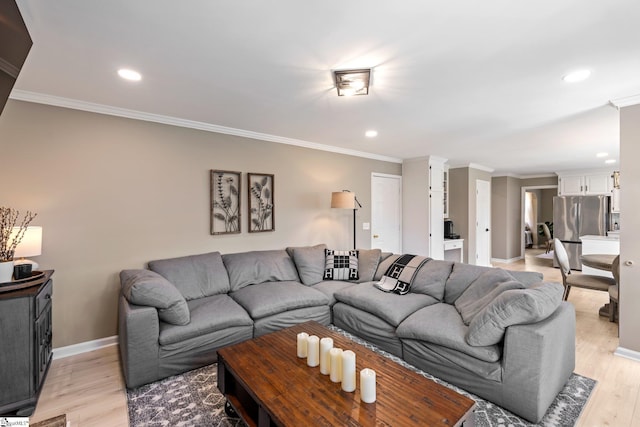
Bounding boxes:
[542,224,553,253]
[609,255,620,322]
[553,238,615,301]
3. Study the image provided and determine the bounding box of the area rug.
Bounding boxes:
[127,327,595,427]
[536,251,555,260]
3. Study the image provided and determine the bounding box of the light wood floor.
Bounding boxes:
[29,250,640,426]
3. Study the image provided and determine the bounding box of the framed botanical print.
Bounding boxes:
[248,173,274,232]
[210,170,241,235]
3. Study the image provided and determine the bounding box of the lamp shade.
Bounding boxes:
[331,192,355,209]
[11,226,42,258]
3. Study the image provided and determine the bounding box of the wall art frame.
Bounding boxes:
[248,173,274,233]
[210,170,241,235]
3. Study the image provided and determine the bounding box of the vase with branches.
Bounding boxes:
[0,207,37,262]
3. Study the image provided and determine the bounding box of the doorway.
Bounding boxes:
[371,173,402,253]
[521,185,558,265]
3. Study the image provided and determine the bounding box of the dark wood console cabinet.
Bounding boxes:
[0,270,54,416]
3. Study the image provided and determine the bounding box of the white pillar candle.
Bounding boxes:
[307,335,320,367]
[329,348,343,383]
[297,332,309,358]
[341,350,356,392]
[360,368,376,403]
[319,337,334,375]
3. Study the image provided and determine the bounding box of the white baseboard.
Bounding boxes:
[53,335,118,360]
[614,346,640,362]
[491,256,523,264]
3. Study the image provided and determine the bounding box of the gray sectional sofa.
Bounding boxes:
[118,244,575,423]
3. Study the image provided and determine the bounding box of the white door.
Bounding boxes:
[371,173,402,253]
[476,179,491,266]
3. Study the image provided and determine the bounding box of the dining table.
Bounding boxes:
[580,253,618,320]
[580,254,617,272]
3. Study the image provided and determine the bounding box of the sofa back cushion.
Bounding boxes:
[354,248,382,283]
[410,259,454,300]
[466,282,564,346]
[454,269,525,325]
[443,263,497,304]
[287,244,327,286]
[223,249,300,291]
[120,269,190,325]
[149,252,231,300]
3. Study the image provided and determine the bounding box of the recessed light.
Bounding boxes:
[605,159,616,164]
[596,152,608,158]
[562,69,591,83]
[118,68,142,81]
[365,130,378,138]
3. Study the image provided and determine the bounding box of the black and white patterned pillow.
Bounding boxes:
[324,249,359,281]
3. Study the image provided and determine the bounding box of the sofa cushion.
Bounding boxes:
[466,282,564,347]
[230,281,330,319]
[120,269,190,325]
[159,294,253,346]
[148,252,230,300]
[397,303,502,363]
[323,249,359,281]
[334,283,437,326]
[353,248,382,283]
[454,269,525,325]
[286,244,327,286]
[222,250,300,291]
[443,262,494,304]
[311,280,357,305]
[410,259,454,300]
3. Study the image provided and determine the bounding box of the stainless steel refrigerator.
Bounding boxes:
[552,195,609,270]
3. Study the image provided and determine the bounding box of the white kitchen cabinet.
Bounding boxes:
[444,239,464,262]
[611,188,621,213]
[402,156,447,259]
[557,169,613,196]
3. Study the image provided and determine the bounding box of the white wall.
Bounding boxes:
[619,103,640,355]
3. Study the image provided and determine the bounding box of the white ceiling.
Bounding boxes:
[12,0,640,175]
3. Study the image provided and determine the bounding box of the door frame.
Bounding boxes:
[371,172,402,252]
[520,185,558,259]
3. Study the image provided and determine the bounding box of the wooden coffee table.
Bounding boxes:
[217,321,475,426]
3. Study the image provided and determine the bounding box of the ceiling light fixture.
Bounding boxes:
[562,69,591,83]
[118,68,142,81]
[365,130,378,138]
[605,159,616,164]
[596,152,608,158]
[334,69,371,96]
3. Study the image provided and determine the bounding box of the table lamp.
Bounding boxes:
[11,226,42,269]
[331,190,361,249]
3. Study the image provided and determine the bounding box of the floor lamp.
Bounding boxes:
[331,190,362,249]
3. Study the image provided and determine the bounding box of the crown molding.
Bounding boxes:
[609,94,640,109]
[10,90,402,164]
[468,162,495,173]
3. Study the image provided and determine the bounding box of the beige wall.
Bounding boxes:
[0,100,401,347]
[448,168,468,262]
[491,176,522,260]
[448,166,492,264]
[619,103,640,354]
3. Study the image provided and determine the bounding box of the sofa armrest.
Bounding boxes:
[501,301,576,423]
[118,294,161,388]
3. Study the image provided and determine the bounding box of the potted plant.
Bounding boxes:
[0,207,37,282]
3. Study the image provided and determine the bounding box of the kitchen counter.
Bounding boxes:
[580,234,619,241]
